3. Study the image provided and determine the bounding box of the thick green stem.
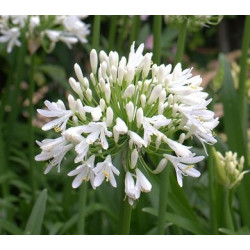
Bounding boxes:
[117,197,132,235]
[208,146,218,234]
[28,53,36,201]
[238,15,250,133]
[157,166,169,234]
[7,38,27,153]
[223,188,235,231]
[153,15,162,64]
[174,19,188,65]
[92,15,101,50]
[77,182,88,234]
[108,15,118,51]
[129,16,141,46]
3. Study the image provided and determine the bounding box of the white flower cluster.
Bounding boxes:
[0,15,90,53]
[35,42,218,205]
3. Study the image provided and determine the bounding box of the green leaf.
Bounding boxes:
[0,218,23,235]
[143,207,210,235]
[220,53,246,159]
[24,189,47,235]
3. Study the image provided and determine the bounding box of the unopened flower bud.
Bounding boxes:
[148,84,162,104]
[126,101,134,122]
[111,66,117,83]
[83,77,89,89]
[136,108,144,128]
[159,89,166,103]
[140,94,146,108]
[178,133,186,144]
[152,64,158,79]
[69,77,83,99]
[76,99,86,120]
[123,84,135,99]
[90,49,98,74]
[131,149,138,169]
[68,94,76,111]
[99,98,106,111]
[106,107,113,127]
[74,63,85,85]
[90,73,96,86]
[142,54,151,78]
[125,67,135,84]
[101,61,107,78]
[118,65,125,86]
[152,158,168,174]
[104,84,111,103]
[86,88,92,101]
[99,78,106,92]
[72,115,78,125]
[158,102,164,115]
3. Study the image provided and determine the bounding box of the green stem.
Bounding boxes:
[108,15,118,51]
[174,19,188,65]
[208,146,218,234]
[238,15,250,133]
[157,166,169,234]
[7,37,27,153]
[77,182,88,234]
[28,53,36,201]
[92,15,101,50]
[117,16,129,53]
[117,197,132,235]
[117,147,132,235]
[129,15,141,46]
[223,188,234,231]
[153,15,162,64]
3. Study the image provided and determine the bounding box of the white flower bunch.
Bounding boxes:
[35,42,218,205]
[0,15,90,53]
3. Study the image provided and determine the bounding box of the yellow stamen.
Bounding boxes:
[103,171,109,181]
[54,126,62,132]
[183,165,194,172]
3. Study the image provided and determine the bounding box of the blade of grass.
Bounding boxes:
[24,189,47,235]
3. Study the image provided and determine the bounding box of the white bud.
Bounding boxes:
[111,66,117,83]
[152,64,158,79]
[159,89,166,103]
[126,101,134,122]
[83,77,89,89]
[173,63,182,80]
[125,67,135,84]
[90,73,96,86]
[179,133,186,144]
[74,63,85,85]
[129,139,133,149]
[109,76,113,86]
[119,56,127,68]
[136,108,144,128]
[99,78,106,92]
[131,149,138,169]
[90,49,98,74]
[99,50,108,64]
[123,84,135,99]
[155,134,162,149]
[69,77,83,99]
[118,65,125,86]
[152,158,168,174]
[168,94,173,105]
[72,115,78,125]
[157,64,165,83]
[76,99,86,120]
[138,81,142,90]
[99,98,106,111]
[86,88,92,101]
[158,102,164,115]
[101,61,107,78]
[165,76,171,89]
[142,54,151,78]
[68,94,76,111]
[140,94,146,108]
[109,51,119,68]
[165,64,172,75]
[98,67,102,82]
[113,128,119,143]
[143,79,151,92]
[105,84,111,103]
[148,84,162,104]
[106,107,113,127]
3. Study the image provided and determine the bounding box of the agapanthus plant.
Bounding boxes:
[35,42,218,205]
[0,15,90,53]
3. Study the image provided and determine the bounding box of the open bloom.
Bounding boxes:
[36,42,218,205]
[0,15,90,53]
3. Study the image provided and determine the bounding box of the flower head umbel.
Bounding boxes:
[36,42,218,205]
[0,15,90,53]
[213,149,249,189]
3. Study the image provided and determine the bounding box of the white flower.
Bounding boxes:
[128,130,146,148]
[93,155,120,187]
[83,105,102,121]
[35,136,73,174]
[127,42,144,69]
[0,27,21,53]
[135,169,152,193]
[68,155,96,189]
[81,122,112,150]
[37,99,74,131]
[125,171,140,205]
[74,138,90,163]
[164,154,203,187]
